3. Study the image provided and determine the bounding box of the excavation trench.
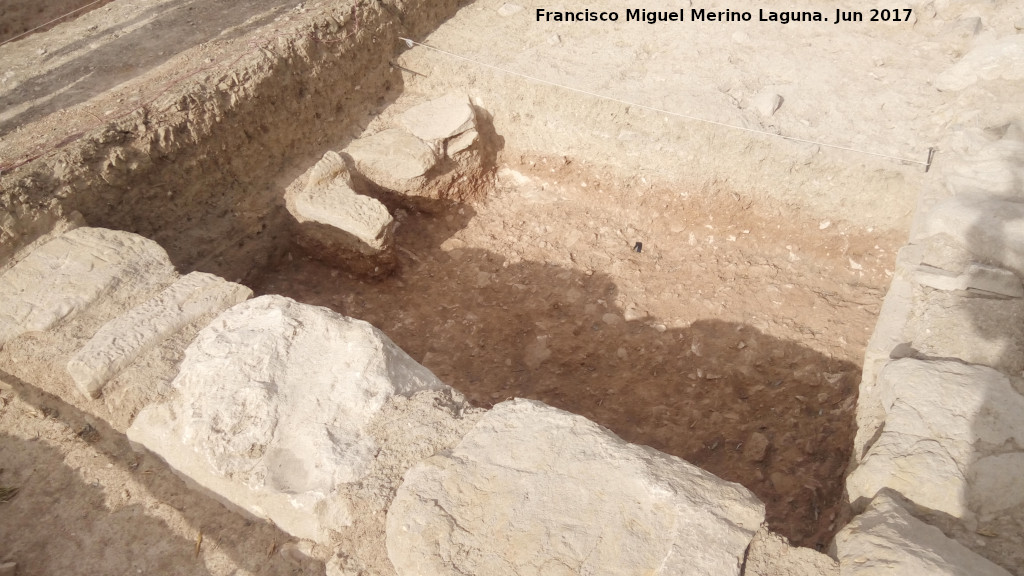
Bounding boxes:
[0,0,906,558]
[250,147,898,550]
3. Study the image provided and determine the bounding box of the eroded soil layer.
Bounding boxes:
[253,155,900,548]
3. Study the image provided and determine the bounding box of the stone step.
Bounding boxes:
[67,271,251,399]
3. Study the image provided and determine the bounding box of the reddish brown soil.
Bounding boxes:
[252,154,900,549]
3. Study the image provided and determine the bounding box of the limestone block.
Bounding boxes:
[446,128,478,156]
[128,295,449,542]
[834,494,1012,576]
[913,263,1024,298]
[743,527,838,576]
[285,151,396,275]
[853,246,918,460]
[941,125,1024,199]
[847,359,1024,518]
[344,128,437,193]
[907,283,1024,374]
[935,36,1024,91]
[398,93,476,144]
[915,195,1024,277]
[386,399,764,576]
[0,227,175,348]
[969,453,1024,517]
[751,90,784,117]
[67,271,252,399]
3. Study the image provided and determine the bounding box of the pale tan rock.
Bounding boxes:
[398,93,475,144]
[915,195,1024,277]
[743,431,770,462]
[751,90,784,117]
[907,284,1024,374]
[935,36,1024,91]
[853,247,918,461]
[847,359,1024,519]
[128,295,450,543]
[386,399,764,576]
[285,151,395,275]
[834,494,1012,576]
[0,227,175,348]
[344,128,437,192]
[744,527,838,576]
[67,271,251,399]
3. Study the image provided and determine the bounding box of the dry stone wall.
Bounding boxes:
[842,123,1024,575]
[0,223,777,575]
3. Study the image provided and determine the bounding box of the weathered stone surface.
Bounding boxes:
[853,246,918,460]
[67,271,251,399]
[969,453,1024,517]
[446,128,478,156]
[935,36,1024,91]
[0,227,175,348]
[833,494,1012,576]
[940,124,1024,199]
[344,128,437,192]
[0,210,85,278]
[914,263,1024,298]
[907,283,1024,374]
[847,359,1024,518]
[751,90,783,117]
[128,295,449,542]
[398,93,476,144]
[916,195,1024,277]
[386,399,764,576]
[285,151,396,275]
[744,527,838,576]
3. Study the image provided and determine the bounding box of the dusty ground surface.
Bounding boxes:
[2,0,1023,573]
[0,0,116,45]
[254,156,900,549]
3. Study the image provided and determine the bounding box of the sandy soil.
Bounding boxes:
[0,0,116,45]
[254,156,900,549]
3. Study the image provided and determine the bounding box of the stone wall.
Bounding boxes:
[838,123,1024,575]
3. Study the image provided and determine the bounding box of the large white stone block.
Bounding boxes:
[344,128,437,192]
[834,494,1012,576]
[847,359,1024,519]
[915,196,1024,277]
[398,93,476,144]
[128,295,449,542]
[285,151,396,275]
[386,399,764,576]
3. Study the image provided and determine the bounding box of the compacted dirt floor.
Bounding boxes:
[253,154,901,549]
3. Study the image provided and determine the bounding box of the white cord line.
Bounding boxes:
[0,0,107,48]
[400,37,929,167]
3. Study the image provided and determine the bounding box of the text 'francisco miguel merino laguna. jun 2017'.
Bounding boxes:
[534,8,914,25]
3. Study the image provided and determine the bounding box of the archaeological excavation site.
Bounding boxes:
[2,0,1024,574]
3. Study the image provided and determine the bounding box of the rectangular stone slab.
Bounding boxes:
[0,227,175,348]
[67,271,252,399]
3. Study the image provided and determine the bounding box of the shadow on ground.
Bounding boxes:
[253,202,860,549]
